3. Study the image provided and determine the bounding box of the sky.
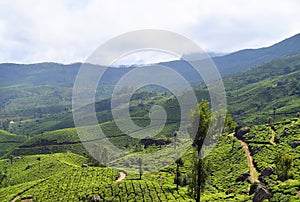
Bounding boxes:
[0,0,300,64]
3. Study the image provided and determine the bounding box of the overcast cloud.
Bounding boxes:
[0,0,299,64]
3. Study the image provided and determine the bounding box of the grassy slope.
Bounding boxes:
[0,120,299,201]
[9,119,178,157]
[0,130,26,157]
[6,53,300,137]
[201,118,300,201]
[225,54,300,124]
[0,153,192,201]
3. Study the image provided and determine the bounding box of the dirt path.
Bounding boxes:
[229,132,259,183]
[269,127,276,146]
[116,171,126,182]
[11,196,20,202]
[237,139,259,183]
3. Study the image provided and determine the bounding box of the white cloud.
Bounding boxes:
[0,0,299,64]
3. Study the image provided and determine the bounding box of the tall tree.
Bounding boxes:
[0,170,7,187]
[37,157,41,172]
[101,148,108,167]
[274,152,293,181]
[174,158,184,190]
[8,155,14,165]
[137,158,143,180]
[188,100,211,202]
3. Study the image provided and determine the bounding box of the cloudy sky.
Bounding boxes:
[0,0,299,64]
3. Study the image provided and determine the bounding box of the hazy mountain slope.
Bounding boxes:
[226,54,300,124]
[161,33,300,78]
[1,34,300,118]
[214,33,300,77]
[4,53,300,135]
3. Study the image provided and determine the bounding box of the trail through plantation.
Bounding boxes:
[269,126,276,145]
[116,171,126,182]
[11,196,20,202]
[237,139,259,183]
[229,132,259,183]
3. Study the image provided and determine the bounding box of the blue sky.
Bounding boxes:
[0,0,300,64]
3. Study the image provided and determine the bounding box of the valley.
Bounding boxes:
[0,34,300,201]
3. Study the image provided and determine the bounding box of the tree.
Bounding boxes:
[137,158,143,180]
[1,119,10,131]
[267,116,273,124]
[0,170,7,187]
[101,148,108,167]
[187,100,212,202]
[174,131,179,150]
[37,157,41,172]
[174,158,184,190]
[274,152,293,181]
[224,112,236,133]
[8,155,14,165]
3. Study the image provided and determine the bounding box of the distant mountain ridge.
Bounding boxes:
[1,33,300,117]
[213,33,300,77]
[1,33,300,87]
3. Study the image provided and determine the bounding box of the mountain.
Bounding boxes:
[2,53,300,135]
[1,35,300,202]
[213,33,300,77]
[1,33,300,119]
[225,53,300,124]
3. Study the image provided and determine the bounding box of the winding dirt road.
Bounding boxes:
[11,196,20,202]
[229,132,259,183]
[269,126,276,146]
[116,171,126,182]
[237,139,259,183]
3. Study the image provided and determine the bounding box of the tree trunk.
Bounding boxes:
[176,163,179,190]
[196,159,201,202]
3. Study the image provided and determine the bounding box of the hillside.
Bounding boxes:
[1,33,300,201]
[226,54,300,124]
[1,33,300,118]
[3,53,300,138]
[0,153,192,201]
[198,117,300,201]
[0,130,26,157]
[0,118,299,201]
[213,33,300,77]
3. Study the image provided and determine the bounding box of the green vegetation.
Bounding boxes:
[188,100,212,202]
[226,54,300,124]
[0,37,300,201]
[0,153,192,201]
[274,153,293,181]
[0,130,26,157]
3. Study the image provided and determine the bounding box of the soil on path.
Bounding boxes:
[229,132,259,183]
[269,126,276,146]
[116,171,126,182]
[237,139,259,183]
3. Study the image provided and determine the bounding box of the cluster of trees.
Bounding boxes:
[274,152,293,181]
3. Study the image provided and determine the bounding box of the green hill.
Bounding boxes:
[174,117,300,201]
[1,33,300,119]
[6,53,300,137]
[1,117,298,201]
[0,130,26,157]
[1,34,300,201]
[226,54,300,124]
[0,153,192,201]
[9,119,177,157]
